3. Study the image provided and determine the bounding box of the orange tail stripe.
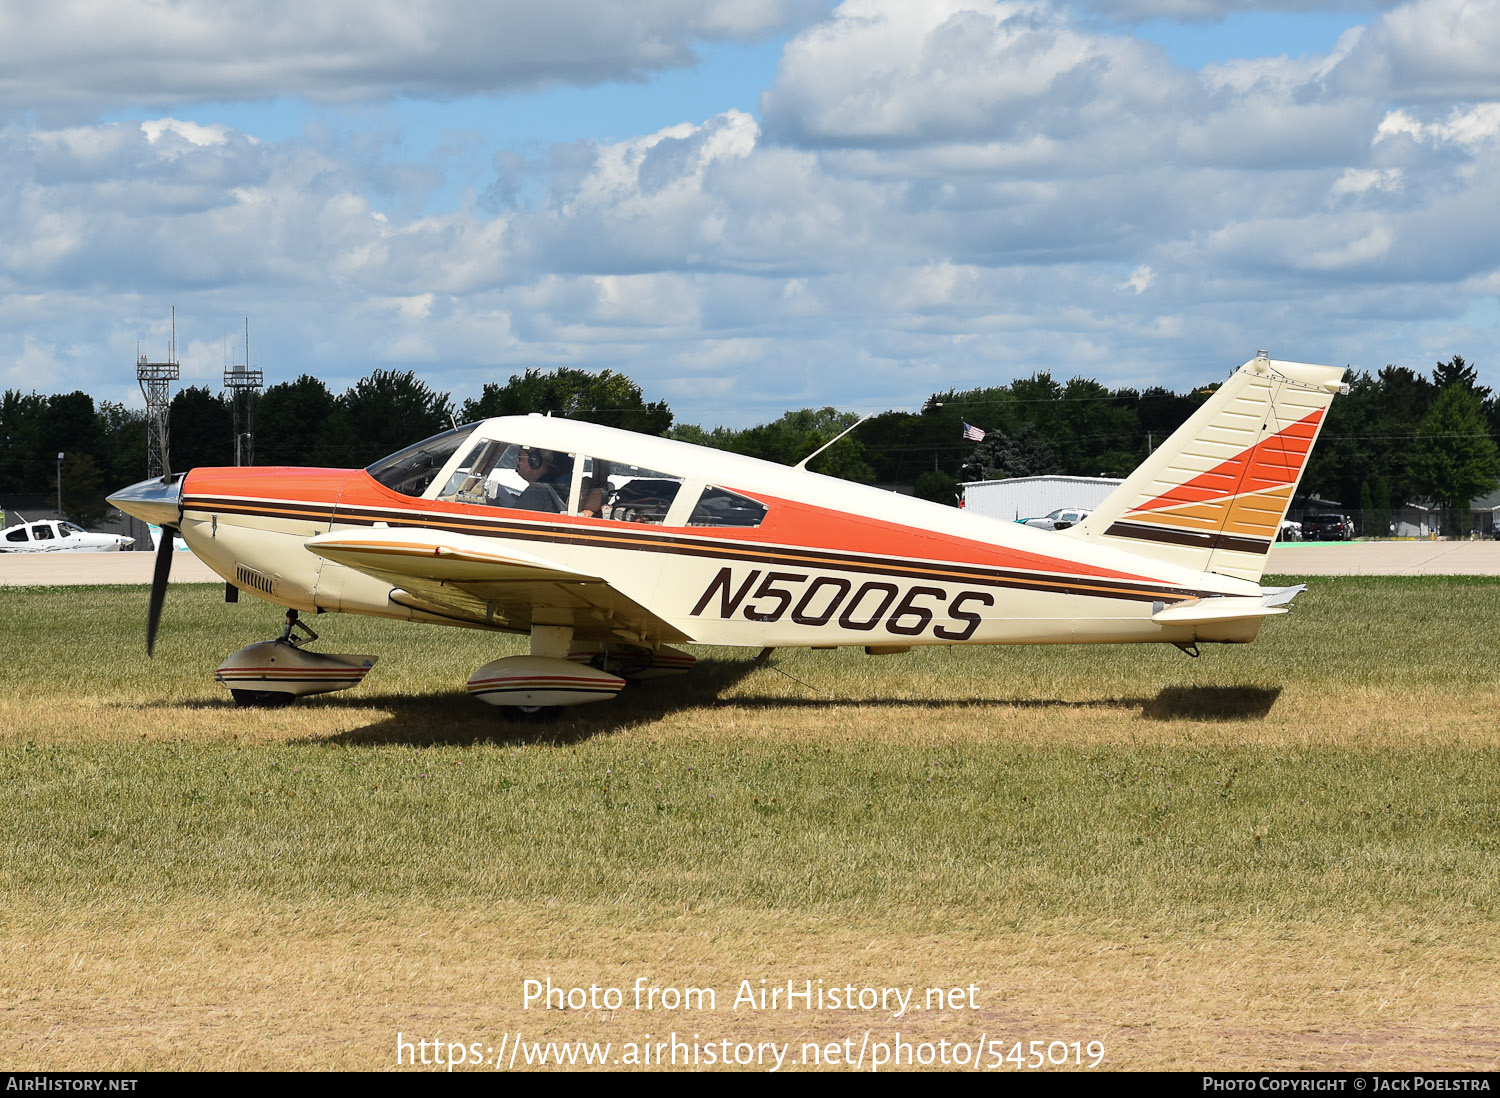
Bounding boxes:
[1129,409,1324,515]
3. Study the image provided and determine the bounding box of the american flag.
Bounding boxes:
[962,422,986,442]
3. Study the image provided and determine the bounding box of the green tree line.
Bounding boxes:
[4,359,1497,528]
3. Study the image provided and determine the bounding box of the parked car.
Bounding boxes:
[1018,507,1090,531]
[1305,513,1354,541]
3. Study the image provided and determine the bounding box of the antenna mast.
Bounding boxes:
[135,307,180,478]
[794,414,871,471]
[223,317,264,465]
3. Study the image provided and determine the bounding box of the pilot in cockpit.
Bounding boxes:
[513,447,571,512]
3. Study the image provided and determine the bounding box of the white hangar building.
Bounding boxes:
[960,475,1123,522]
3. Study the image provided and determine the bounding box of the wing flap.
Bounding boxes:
[305,527,690,644]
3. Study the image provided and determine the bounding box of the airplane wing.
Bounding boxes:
[305,527,691,645]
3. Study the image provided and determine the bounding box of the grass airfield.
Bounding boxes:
[3,577,1499,1071]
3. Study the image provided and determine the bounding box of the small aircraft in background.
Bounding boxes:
[110,352,1346,716]
[1018,507,1092,531]
[1,516,133,553]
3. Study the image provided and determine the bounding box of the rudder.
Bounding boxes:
[1063,352,1346,582]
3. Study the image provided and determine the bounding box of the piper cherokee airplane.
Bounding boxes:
[1,516,134,553]
[108,352,1346,716]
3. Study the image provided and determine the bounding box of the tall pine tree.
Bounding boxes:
[1408,385,1500,535]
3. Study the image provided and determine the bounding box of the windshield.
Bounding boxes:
[366,424,480,497]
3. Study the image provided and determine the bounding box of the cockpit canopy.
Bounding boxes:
[366,422,768,529]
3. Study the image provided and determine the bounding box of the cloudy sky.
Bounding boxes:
[2,0,1496,427]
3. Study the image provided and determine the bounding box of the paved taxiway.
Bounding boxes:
[3,541,1499,587]
[1,551,220,586]
[1266,540,1500,576]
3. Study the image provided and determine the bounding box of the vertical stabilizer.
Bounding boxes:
[1063,353,1346,582]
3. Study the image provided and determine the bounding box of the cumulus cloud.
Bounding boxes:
[1333,0,1500,100]
[1,0,1498,422]
[1072,0,1403,17]
[1376,103,1500,147]
[759,0,1473,173]
[0,0,825,114]
[762,0,1182,148]
[1330,167,1402,196]
[1118,265,1154,293]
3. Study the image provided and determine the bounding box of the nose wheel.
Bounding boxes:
[229,688,297,709]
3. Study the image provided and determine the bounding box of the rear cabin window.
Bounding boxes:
[579,460,769,528]
[5,527,27,542]
[590,460,683,524]
[688,486,767,528]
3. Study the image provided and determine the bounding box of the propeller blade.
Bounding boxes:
[146,527,174,657]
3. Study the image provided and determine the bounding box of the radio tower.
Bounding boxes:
[136,308,180,478]
[223,318,263,465]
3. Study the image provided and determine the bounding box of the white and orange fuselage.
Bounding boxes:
[179,459,1250,651]
[110,354,1344,709]
[166,355,1344,657]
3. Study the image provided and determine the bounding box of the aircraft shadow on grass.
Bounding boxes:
[1139,684,1282,721]
[266,660,1286,748]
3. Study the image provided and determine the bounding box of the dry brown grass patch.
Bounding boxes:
[3,901,1497,1071]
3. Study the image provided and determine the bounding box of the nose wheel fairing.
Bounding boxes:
[214,611,377,707]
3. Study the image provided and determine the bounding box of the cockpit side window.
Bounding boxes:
[436,439,576,514]
[366,424,480,498]
[427,441,767,529]
[32,524,54,540]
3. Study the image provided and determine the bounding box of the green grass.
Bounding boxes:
[5,738,1499,929]
[3,576,1499,931]
[5,577,1500,1069]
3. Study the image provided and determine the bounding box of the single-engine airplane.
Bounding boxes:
[1,516,134,553]
[109,352,1345,715]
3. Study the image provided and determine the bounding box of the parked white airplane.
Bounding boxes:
[0,516,133,553]
[109,352,1345,714]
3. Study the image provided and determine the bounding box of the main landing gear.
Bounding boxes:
[466,625,697,721]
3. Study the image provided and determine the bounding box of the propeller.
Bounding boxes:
[106,473,186,657]
[146,525,174,657]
